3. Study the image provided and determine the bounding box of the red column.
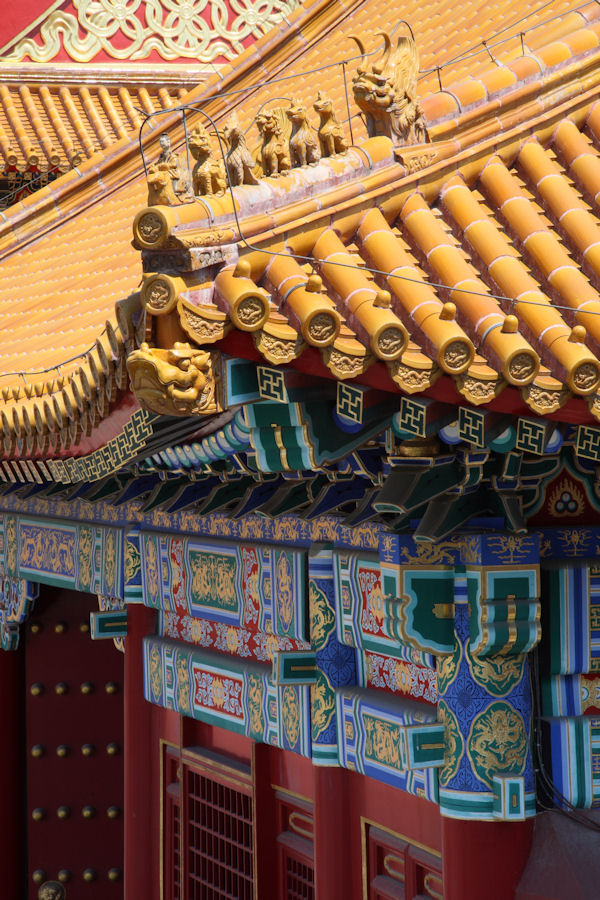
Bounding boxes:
[124,605,156,900]
[313,766,354,900]
[0,645,23,897]
[441,816,533,900]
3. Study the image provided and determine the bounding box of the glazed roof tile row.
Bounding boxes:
[2,0,600,456]
[137,106,600,421]
[0,81,191,169]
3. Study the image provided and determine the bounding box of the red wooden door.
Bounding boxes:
[25,587,124,898]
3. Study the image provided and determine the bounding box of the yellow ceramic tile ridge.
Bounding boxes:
[312,228,408,362]
[38,87,75,159]
[214,263,270,332]
[0,86,29,158]
[59,87,95,157]
[18,86,53,160]
[429,26,600,143]
[98,88,129,142]
[0,119,13,161]
[137,88,156,116]
[355,207,473,375]
[118,89,143,131]
[265,254,341,348]
[79,87,111,149]
[399,191,538,387]
[518,141,600,278]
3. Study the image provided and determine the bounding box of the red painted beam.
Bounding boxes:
[217,330,596,425]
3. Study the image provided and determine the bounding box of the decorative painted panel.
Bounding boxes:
[468,567,540,657]
[143,636,310,756]
[124,529,143,603]
[309,549,357,765]
[437,590,536,822]
[360,650,438,703]
[141,532,307,640]
[334,549,435,666]
[336,688,439,802]
[0,514,123,596]
[160,611,309,663]
[542,673,600,716]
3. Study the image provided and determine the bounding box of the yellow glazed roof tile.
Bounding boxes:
[3,0,600,456]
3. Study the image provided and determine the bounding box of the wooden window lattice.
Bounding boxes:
[186,767,254,900]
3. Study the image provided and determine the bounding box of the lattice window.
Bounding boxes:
[284,851,315,900]
[185,760,254,900]
[276,792,315,900]
[365,824,443,900]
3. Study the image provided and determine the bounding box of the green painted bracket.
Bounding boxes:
[90,610,128,640]
[272,651,318,685]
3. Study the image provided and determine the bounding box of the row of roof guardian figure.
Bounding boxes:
[147,94,349,205]
[146,30,429,206]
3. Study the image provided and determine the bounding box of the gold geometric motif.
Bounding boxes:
[485,534,536,564]
[49,409,158,484]
[467,702,527,789]
[548,478,585,518]
[5,516,17,574]
[189,551,237,612]
[437,700,464,786]
[104,530,117,593]
[124,538,141,582]
[5,0,300,64]
[466,643,525,698]
[282,685,300,747]
[145,537,160,602]
[337,382,364,424]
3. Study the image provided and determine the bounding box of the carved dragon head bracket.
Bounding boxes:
[126,340,222,417]
[349,30,429,145]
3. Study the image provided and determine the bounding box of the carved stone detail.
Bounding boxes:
[253,331,302,364]
[189,125,226,197]
[376,326,405,359]
[224,113,260,186]
[287,99,321,167]
[350,31,429,145]
[178,301,227,344]
[307,312,337,345]
[126,341,220,416]
[572,361,600,393]
[313,92,348,157]
[443,340,471,372]
[524,383,569,415]
[136,211,165,246]
[456,373,503,405]
[256,110,291,177]
[238,296,268,327]
[323,347,371,379]
[388,360,436,393]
